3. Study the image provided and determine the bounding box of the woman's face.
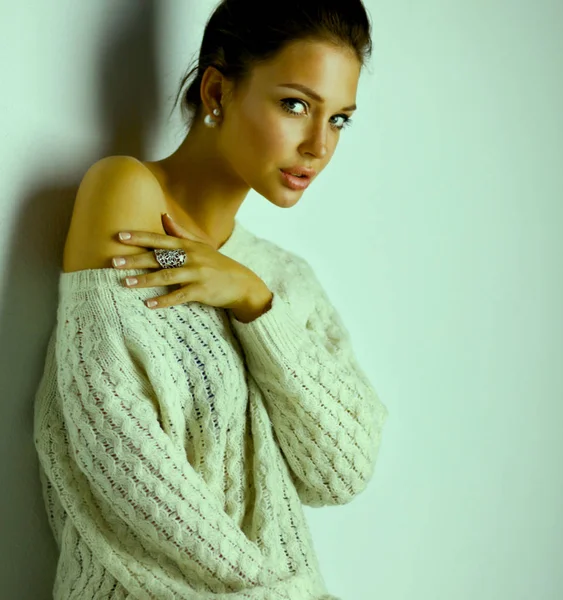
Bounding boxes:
[218,39,362,207]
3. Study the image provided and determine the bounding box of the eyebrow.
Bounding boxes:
[277,83,357,112]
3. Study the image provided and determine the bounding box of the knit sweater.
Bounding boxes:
[33,218,388,600]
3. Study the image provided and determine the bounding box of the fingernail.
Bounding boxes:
[119,232,131,240]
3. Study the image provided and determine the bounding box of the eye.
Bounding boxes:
[279,98,307,116]
[332,114,353,130]
[279,98,354,131]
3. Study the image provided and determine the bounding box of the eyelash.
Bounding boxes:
[279,98,353,131]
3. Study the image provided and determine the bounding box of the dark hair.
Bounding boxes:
[169,0,373,130]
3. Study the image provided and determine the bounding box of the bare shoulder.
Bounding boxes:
[62,155,166,273]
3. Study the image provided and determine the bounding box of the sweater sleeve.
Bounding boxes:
[229,256,389,508]
[47,282,278,597]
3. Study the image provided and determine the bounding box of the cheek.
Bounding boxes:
[233,103,292,165]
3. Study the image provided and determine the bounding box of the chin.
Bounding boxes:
[274,196,303,209]
[269,186,304,208]
[251,180,302,208]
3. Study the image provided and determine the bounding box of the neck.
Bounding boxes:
[147,119,250,248]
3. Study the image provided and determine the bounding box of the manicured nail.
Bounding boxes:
[112,257,126,267]
[119,232,131,240]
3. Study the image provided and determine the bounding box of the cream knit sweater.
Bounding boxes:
[33,219,388,600]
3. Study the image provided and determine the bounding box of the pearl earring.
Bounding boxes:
[204,108,221,128]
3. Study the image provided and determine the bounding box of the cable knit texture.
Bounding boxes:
[33,219,388,599]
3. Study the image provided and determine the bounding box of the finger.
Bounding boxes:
[162,220,198,241]
[117,230,192,249]
[121,267,196,289]
[162,216,214,246]
[112,250,160,269]
[145,283,205,309]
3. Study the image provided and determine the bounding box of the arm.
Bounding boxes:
[228,255,389,507]
[43,287,278,597]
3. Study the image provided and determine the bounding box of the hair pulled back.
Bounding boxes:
[170,0,373,130]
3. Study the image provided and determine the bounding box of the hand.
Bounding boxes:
[112,213,271,319]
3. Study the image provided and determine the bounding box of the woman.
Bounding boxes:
[33,0,389,598]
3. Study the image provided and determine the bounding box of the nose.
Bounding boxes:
[300,119,329,160]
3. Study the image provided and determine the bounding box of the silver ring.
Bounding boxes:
[154,248,187,269]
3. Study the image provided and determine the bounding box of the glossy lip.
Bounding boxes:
[280,166,317,178]
[279,170,312,190]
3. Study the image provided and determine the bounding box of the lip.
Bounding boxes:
[279,169,312,191]
[281,166,317,178]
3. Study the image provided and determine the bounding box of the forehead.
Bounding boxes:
[250,39,361,96]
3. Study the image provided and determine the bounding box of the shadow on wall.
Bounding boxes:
[0,1,172,595]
